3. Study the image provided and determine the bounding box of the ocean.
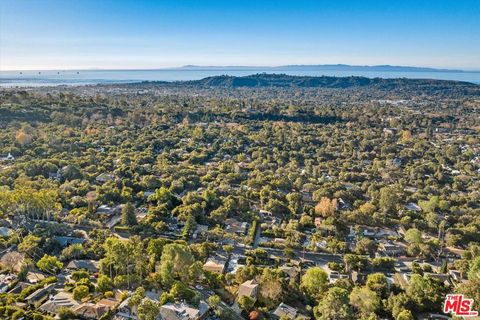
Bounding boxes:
[1,69,480,87]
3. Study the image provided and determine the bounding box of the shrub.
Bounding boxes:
[73,285,89,300]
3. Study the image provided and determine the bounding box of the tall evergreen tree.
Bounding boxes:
[121,202,137,226]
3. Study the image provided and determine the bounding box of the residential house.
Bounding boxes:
[0,274,16,293]
[226,253,244,274]
[115,292,159,320]
[405,203,422,212]
[73,299,118,319]
[379,242,405,257]
[0,153,15,162]
[300,191,313,203]
[114,298,135,319]
[404,186,418,193]
[279,266,299,281]
[192,224,208,239]
[338,198,352,210]
[391,158,402,167]
[96,204,121,217]
[39,291,79,315]
[328,271,349,284]
[346,226,357,243]
[314,217,322,229]
[273,303,309,320]
[395,272,412,289]
[54,235,85,248]
[425,273,452,287]
[66,260,100,273]
[203,257,227,274]
[237,279,259,302]
[383,128,397,136]
[25,283,55,308]
[8,282,30,294]
[362,228,377,238]
[48,170,62,181]
[357,227,398,240]
[0,226,12,237]
[448,270,463,283]
[259,209,273,218]
[225,218,248,236]
[159,301,209,320]
[262,215,281,228]
[98,298,120,310]
[96,173,115,183]
[143,190,155,198]
[350,271,368,285]
[374,228,399,239]
[26,271,47,284]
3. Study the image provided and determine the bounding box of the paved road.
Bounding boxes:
[252,222,262,248]
[231,244,343,265]
[23,218,343,265]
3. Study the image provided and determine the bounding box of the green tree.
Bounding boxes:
[157,243,194,287]
[366,273,389,298]
[129,287,146,309]
[170,282,198,303]
[283,247,295,260]
[418,196,439,213]
[101,237,137,284]
[121,202,137,226]
[300,267,328,299]
[130,235,148,279]
[314,287,352,320]
[355,237,377,257]
[404,228,422,245]
[379,186,399,214]
[396,309,414,320]
[238,295,255,313]
[456,277,480,311]
[182,214,197,238]
[208,295,221,311]
[61,243,85,260]
[71,270,89,281]
[146,238,169,271]
[386,292,413,318]
[258,268,283,308]
[343,254,368,272]
[223,245,234,255]
[36,254,63,274]
[18,234,42,257]
[97,274,113,293]
[188,261,204,284]
[57,307,77,320]
[138,299,160,320]
[150,186,174,206]
[467,256,480,280]
[73,285,90,300]
[63,165,82,181]
[349,287,380,317]
[406,274,447,312]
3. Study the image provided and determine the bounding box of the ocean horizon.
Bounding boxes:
[1,68,480,87]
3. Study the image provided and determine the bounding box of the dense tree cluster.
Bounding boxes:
[0,76,478,319]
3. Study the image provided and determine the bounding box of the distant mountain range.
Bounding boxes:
[173,64,472,73]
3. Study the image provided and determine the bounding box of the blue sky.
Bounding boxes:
[0,0,479,70]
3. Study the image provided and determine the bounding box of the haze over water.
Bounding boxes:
[1,69,480,87]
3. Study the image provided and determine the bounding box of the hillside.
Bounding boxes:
[186,74,479,89]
